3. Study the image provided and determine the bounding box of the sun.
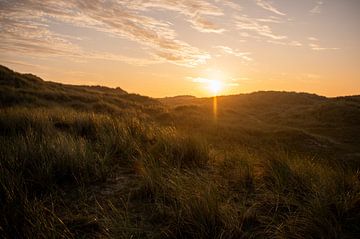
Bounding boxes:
[209,80,223,95]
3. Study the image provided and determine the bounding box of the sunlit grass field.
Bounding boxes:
[1,65,360,238]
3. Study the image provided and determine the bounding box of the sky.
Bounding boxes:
[0,0,359,97]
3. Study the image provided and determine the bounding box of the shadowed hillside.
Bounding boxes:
[1,66,360,238]
[161,91,360,162]
[0,65,163,117]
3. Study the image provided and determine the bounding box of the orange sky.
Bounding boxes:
[1,0,359,97]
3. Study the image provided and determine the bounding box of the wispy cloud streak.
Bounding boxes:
[235,15,287,40]
[215,46,253,62]
[310,1,324,14]
[255,0,286,16]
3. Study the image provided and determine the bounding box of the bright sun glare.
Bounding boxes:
[209,80,223,95]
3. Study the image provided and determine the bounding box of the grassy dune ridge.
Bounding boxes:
[1,65,360,238]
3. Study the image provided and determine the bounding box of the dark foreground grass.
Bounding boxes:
[1,107,360,238]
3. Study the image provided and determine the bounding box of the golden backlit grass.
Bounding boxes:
[1,107,359,238]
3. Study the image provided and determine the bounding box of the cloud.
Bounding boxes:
[255,0,286,16]
[257,17,283,24]
[307,37,338,51]
[310,1,323,14]
[0,0,213,67]
[215,0,242,11]
[309,43,339,51]
[124,0,225,33]
[188,15,226,33]
[233,14,306,48]
[235,15,287,40]
[215,46,253,62]
[0,20,82,57]
[0,15,162,66]
[0,0,331,69]
[289,41,303,47]
[266,40,302,47]
[308,37,319,41]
